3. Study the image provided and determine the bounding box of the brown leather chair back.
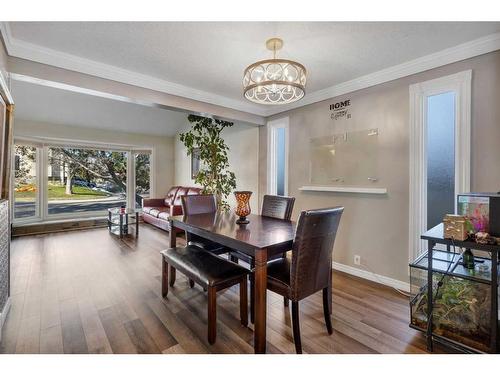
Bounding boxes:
[181,194,217,216]
[181,194,219,250]
[290,207,344,301]
[261,195,295,220]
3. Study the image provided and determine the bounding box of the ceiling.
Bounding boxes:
[4,22,500,117]
[11,79,189,136]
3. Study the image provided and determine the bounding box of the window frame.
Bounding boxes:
[11,136,155,224]
[408,70,471,262]
[267,117,289,196]
[10,142,43,224]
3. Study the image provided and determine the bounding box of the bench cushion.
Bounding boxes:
[161,245,249,287]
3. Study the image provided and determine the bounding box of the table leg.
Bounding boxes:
[136,212,139,237]
[168,224,177,248]
[254,248,268,354]
[490,251,498,353]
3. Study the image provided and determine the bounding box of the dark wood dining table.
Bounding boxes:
[168,211,296,354]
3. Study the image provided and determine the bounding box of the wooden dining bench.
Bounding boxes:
[160,245,249,344]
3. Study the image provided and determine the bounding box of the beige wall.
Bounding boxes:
[14,120,176,197]
[260,50,500,283]
[175,119,260,212]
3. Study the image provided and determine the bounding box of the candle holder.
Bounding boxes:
[234,191,252,224]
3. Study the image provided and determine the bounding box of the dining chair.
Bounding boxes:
[181,194,228,254]
[176,194,229,288]
[266,206,344,353]
[229,194,295,322]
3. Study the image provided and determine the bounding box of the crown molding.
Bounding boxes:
[263,32,500,117]
[2,22,499,119]
[0,22,267,117]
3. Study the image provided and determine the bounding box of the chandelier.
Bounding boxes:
[243,38,306,105]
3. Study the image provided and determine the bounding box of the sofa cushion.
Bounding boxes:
[147,207,170,218]
[164,186,180,206]
[158,211,170,220]
[172,186,189,206]
[143,206,163,215]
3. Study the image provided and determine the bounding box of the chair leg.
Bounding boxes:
[230,255,239,264]
[284,297,289,307]
[189,279,195,288]
[161,257,168,297]
[323,287,333,335]
[207,287,217,344]
[291,301,302,354]
[328,270,333,317]
[169,265,176,287]
[250,275,255,324]
[239,279,248,327]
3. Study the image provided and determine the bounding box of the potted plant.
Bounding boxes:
[179,114,236,211]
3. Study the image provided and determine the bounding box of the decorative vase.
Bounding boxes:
[234,191,252,224]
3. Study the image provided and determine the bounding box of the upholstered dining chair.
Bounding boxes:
[176,194,229,288]
[266,206,344,353]
[229,194,295,322]
[181,194,228,255]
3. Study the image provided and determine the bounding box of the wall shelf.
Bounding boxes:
[298,186,388,194]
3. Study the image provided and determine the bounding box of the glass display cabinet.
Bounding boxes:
[410,223,499,353]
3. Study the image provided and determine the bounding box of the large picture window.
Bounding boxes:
[12,140,153,223]
[46,147,127,217]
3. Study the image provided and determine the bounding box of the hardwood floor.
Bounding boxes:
[0,224,447,354]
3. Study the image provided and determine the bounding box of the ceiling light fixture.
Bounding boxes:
[243,38,306,105]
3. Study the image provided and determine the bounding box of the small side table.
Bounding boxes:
[108,208,140,238]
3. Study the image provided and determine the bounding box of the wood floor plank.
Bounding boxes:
[14,314,41,353]
[39,325,64,354]
[97,306,137,354]
[1,225,449,354]
[162,344,186,354]
[124,319,161,354]
[60,298,89,354]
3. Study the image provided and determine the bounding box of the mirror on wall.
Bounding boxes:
[309,128,380,186]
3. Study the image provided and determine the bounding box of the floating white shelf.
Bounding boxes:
[298,186,388,194]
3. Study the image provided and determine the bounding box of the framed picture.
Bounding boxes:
[191,147,201,180]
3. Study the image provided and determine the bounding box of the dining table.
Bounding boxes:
[168,211,296,354]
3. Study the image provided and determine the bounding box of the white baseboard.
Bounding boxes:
[0,297,12,343]
[332,262,410,293]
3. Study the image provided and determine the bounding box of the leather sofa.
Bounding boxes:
[142,186,202,231]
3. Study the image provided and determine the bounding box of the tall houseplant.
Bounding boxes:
[179,115,236,210]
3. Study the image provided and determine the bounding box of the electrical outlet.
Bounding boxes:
[354,255,361,266]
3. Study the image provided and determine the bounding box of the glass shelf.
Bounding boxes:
[412,249,497,284]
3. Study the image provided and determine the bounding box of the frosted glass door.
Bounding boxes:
[426,91,456,229]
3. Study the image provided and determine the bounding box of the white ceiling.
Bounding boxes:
[4,22,500,117]
[11,79,189,136]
